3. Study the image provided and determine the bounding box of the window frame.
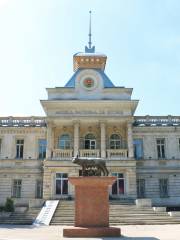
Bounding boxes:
[133,138,144,160]
[35,180,43,199]
[109,134,121,149]
[16,139,24,159]
[159,178,169,198]
[84,134,96,150]
[137,179,146,198]
[12,179,22,198]
[111,173,125,195]
[55,173,68,195]
[58,134,71,149]
[38,139,47,159]
[156,138,166,159]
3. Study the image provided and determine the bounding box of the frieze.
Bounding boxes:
[55,110,124,116]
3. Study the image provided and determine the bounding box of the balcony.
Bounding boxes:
[52,149,73,159]
[52,149,128,160]
[79,149,100,158]
[107,149,128,159]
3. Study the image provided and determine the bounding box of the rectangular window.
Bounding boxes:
[137,179,145,198]
[38,139,47,159]
[56,173,68,195]
[178,138,180,151]
[156,138,165,159]
[12,179,22,198]
[133,139,143,159]
[16,139,24,159]
[159,179,168,198]
[112,173,124,195]
[35,180,43,199]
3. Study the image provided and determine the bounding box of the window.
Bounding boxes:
[133,139,143,159]
[137,179,145,198]
[16,139,24,159]
[111,173,124,195]
[38,139,47,159]
[159,179,168,198]
[56,173,68,195]
[58,134,71,149]
[84,134,96,149]
[12,179,22,198]
[35,180,43,198]
[178,138,180,151]
[109,134,121,149]
[156,138,165,159]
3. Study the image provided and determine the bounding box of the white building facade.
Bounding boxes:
[0,41,180,207]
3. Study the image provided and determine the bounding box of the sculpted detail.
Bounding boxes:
[72,154,109,176]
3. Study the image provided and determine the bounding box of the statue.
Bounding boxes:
[72,154,109,176]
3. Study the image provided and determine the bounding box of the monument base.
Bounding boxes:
[63,226,121,238]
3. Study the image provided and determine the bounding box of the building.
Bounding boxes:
[0,21,180,208]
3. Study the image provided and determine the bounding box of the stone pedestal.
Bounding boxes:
[63,177,121,237]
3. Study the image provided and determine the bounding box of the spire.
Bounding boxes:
[85,11,95,53]
[88,10,92,49]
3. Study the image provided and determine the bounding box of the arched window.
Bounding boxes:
[58,134,71,149]
[84,134,96,149]
[109,134,121,149]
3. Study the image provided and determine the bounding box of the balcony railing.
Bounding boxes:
[53,149,73,159]
[107,149,128,159]
[52,149,128,159]
[79,149,100,158]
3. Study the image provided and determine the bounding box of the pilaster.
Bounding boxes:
[73,121,80,156]
[127,122,134,158]
[46,122,53,159]
[100,121,106,158]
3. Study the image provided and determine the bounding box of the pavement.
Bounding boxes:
[0,225,179,240]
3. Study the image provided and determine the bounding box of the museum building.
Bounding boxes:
[0,32,180,208]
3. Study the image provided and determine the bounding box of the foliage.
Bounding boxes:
[0,206,4,212]
[4,198,14,212]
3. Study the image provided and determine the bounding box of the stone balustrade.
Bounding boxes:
[107,149,128,159]
[79,149,100,158]
[53,149,73,159]
[134,116,180,126]
[0,116,46,127]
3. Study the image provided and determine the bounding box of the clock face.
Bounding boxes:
[76,69,100,91]
[83,77,95,88]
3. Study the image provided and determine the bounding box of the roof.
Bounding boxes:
[64,69,115,88]
[74,52,107,57]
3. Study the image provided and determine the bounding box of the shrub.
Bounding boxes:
[4,198,14,212]
[0,206,4,212]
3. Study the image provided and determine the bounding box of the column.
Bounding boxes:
[46,122,53,159]
[74,121,80,156]
[100,121,106,158]
[127,122,134,158]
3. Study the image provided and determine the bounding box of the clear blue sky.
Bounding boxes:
[0,0,180,116]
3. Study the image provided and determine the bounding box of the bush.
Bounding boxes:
[0,206,4,212]
[4,198,14,212]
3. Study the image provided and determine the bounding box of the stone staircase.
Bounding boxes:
[50,200,180,225]
[0,207,41,225]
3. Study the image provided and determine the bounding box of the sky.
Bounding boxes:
[0,0,180,117]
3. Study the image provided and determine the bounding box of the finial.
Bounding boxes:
[85,10,95,53]
[88,10,92,49]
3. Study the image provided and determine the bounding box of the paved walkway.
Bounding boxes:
[0,225,179,240]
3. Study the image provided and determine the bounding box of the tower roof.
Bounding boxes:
[73,11,107,71]
[65,69,114,88]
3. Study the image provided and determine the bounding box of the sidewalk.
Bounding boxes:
[0,224,179,240]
